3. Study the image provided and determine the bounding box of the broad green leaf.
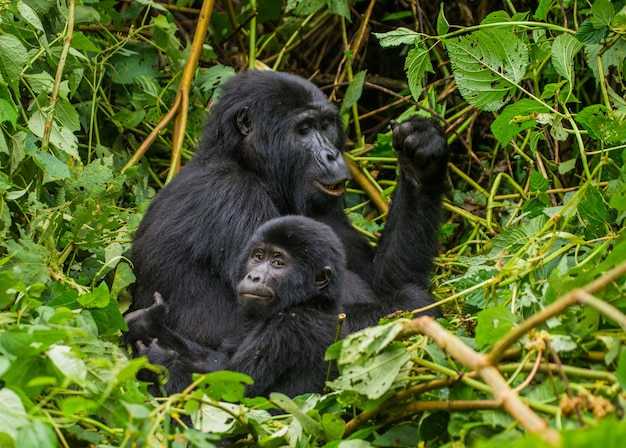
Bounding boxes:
[491,98,547,145]
[0,35,29,95]
[405,42,434,101]
[55,97,81,131]
[444,28,529,111]
[575,19,607,44]
[373,27,422,47]
[0,98,18,126]
[551,33,583,82]
[340,70,367,116]
[15,421,56,448]
[46,344,88,386]
[475,306,517,350]
[327,343,411,399]
[590,0,615,28]
[111,262,136,298]
[17,1,44,32]
[0,388,29,438]
[78,282,110,308]
[328,321,405,365]
[576,104,626,143]
[584,39,626,86]
[27,110,79,157]
[270,393,324,438]
[1,237,49,285]
[32,151,71,182]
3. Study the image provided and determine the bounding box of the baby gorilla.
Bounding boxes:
[124,215,346,397]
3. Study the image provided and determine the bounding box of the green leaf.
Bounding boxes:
[491,98,547,145]
[405,42,434,101]
[575,19,607,44]
[15,422,56,448]
[0,35,29,96]
[0,388,29,439]
[0,98,18,126]
[534,0,551,20]
[327,321,405,364]
[328,343,411,399]
[373,27,422,47]
[529,170,549,193]
[444,28,529,111]
[1,237,50,285]
[17,1,44,32]
[475,306,517,350]
[270,393,324,438]
[46,344,88,387]
[78,282,110,308]
[340,70,367,116]
[32,151,71,182]
[591,0,615,28]
[551,33,583,82]
[437,3,449,35]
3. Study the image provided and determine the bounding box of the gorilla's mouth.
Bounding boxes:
[316,181,347,196]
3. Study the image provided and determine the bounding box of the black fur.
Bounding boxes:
[125,70,448,392]
[127,216,346,397]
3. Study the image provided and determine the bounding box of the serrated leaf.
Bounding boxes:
[475,306,517,350]
[575,19,607,44]
[551,34,583,82]
[445,28,529,111]
[329,321,405,365]
[405,43,434,101]
[591,0,615,28]
[373,27,422,47]
[529,170,550,193]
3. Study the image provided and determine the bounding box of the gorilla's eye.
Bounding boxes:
[320,118,333,131]
[271,252,286,268]
[251,248,265,262]
[297,124,311,135]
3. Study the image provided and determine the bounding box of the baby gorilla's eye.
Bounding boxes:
[251,248,265,262]
[271,252,285,268]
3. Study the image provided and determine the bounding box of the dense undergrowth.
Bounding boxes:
[0,0,626,446]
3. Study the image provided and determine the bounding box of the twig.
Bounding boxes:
[488,259,626,364]
[122,0,216,181]
[42,0,76,154]
[399,316,560,446]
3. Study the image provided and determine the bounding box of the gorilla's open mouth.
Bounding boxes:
[315,181,347,196]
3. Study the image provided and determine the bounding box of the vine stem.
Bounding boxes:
[42,0,75,154]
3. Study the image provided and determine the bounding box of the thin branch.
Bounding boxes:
[122,0,216,181]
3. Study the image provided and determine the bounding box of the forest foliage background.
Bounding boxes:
[0,0,626,446]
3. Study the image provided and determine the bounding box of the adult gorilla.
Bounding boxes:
[126,70,448,351]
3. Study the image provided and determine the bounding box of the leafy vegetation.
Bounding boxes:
[0,0,625,446]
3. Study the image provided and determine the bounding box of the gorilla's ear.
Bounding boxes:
[315,266,333,289]
[236,107,252,135]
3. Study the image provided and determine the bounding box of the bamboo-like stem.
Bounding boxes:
[122,0,215,180]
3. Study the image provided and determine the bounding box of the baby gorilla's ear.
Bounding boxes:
[236,107,252,135]
[315,266,333,289]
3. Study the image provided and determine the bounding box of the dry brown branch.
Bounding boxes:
[122,0,215,180]
[488,259,626,364]
[400,316,560,445]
